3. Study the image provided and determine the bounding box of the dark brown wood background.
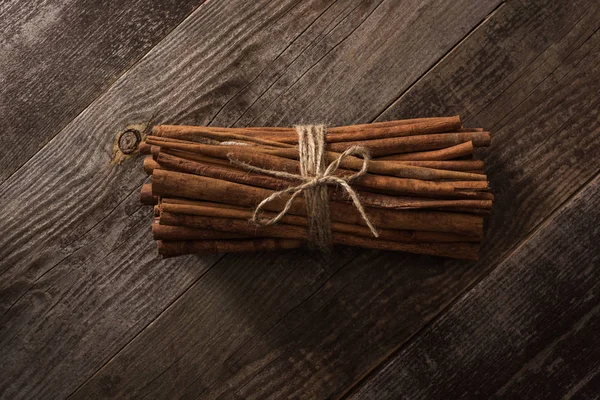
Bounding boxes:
[1,0,599,398]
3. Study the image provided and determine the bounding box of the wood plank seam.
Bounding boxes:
[485,26,600,176]
[69,181,151,247]
[494,301,600,396]
[186,253,362,396]
[0,180,143,285]
[0,189,152,352]
[240,0,389,126]
[64,252,228,400]
[339,166,600,399]
[154,253,353,397]
[229,250,394,398]
[0,1,209,190]
[469,1,591,123]
[205,0,340,126]
[472,13,595,130]
[0,199,160,353]
[484,23,600,133]
[223,0,376,128]
[165,0,332,127]
[371,1,506,123]
[133,252,319,399]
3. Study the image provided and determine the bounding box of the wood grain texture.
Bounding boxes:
[0,0,204,183]
[69,1,600,399]
[0,0,501,398]
[2,0,599,399]
[348,172,600,399]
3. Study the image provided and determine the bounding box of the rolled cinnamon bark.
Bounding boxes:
[146,134,490,162]
[148,138,487,182]
[331,233,479,260]
[140,183,158,205]
[251,120,467,144]
[139,142,152,155]
[328,132,491,156]
[166,148,486,174]
[152,169,484,236]
[389,160,485,171]
[154,152,491,211]
[151,116,462,144]
[150,145,161,157]
[159,201,482,242]
[375,141,475,161]
[155,146,487,182]
[151,127,295,149]
[150,144,488,198]
[144,157,160,175]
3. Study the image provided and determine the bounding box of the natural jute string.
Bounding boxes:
[228,125,379,250]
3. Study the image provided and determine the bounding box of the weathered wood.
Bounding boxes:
[210,0,501,128]
[348,172,600,399]
[0,0,502,398]
[3,0,600,399]
[67,1,600,399]
[0,0,206,183]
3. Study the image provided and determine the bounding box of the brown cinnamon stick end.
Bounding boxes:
[139,142,151,155]
[140,183,158,205]
[144,157,160,176]
[151,145,161,158]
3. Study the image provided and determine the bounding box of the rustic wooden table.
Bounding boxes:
[1,0,599,398]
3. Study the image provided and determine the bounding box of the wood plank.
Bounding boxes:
[67,1,600,399]
[0,0,501,398]
[0,0,205,183]
[211,0,504,127]
[348,172,600,399]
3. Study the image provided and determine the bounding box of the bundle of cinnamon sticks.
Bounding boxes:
[139,116,492,260]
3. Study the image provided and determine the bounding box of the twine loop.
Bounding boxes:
[228,125,378,250]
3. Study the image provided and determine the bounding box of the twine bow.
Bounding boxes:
[228,125,378,250]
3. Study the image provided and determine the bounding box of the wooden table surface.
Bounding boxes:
[1,0,599,398]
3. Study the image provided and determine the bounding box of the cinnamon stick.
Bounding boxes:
[148,137,486,181]
[160,200,481,242]
[328,132,491,156]
[151,116,462,144]
[246,119,465,144]
[152,169,484,236]
[140,183,158,205]
[155,152,491,211]
[376,141,475,161]
[150,143,489,198]
[389,160,485,171]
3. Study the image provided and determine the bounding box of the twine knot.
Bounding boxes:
[228,125,378,250]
